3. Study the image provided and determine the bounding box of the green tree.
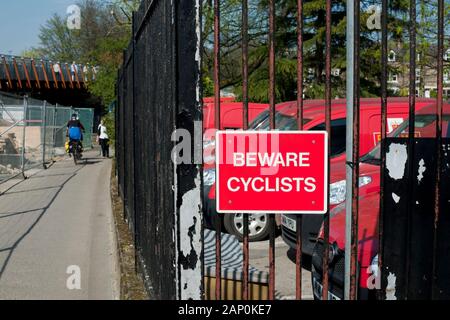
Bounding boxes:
[20,48,46,59]
[88,36,130,107]
[38,13,82,62]
[202,0,269,99]
[35,0,139,144]
[202,0,410,102]
[36,0,138,105]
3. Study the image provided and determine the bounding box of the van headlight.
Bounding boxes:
[203,139,215,149]
[329,176,372,205]
[370,254,379,278]
[203,169,216,186]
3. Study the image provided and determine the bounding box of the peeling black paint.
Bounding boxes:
[179,217,200,270]
[382,138,450,300]
[116,0,202,300]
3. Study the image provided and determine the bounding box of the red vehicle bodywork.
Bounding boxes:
[202,101,270,171]
[208,98,433,201]
[203,96,235,105]
[203,100,268,130]
[315,101,450,299]
[203,98,433,243]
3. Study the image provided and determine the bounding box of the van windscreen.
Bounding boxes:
[249,111,311,131]
[361,114,450,164]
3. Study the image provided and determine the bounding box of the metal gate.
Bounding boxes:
[115,0,449,300]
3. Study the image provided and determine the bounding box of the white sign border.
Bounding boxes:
[215,130,329,215]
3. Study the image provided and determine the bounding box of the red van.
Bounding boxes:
[205,98,432,242]
[202,100,270,169]
[203,96,235,105]
[202,99,268,130]
[311,100,448,300]
[281,98,435,253]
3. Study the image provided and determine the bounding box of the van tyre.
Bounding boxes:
[223,213,271,242]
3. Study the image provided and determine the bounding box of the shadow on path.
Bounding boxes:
[0,158,101,280]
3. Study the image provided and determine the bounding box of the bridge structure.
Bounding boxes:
[0,54,96,91]
[0,54,100,109]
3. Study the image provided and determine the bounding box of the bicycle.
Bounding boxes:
[69,140,82,165]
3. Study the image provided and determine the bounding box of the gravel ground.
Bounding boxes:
[243,236,314,300]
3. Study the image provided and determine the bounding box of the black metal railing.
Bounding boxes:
[115,0,449,300]
[116,0,202,300]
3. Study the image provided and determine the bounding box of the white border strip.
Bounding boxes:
[215,130,328,215]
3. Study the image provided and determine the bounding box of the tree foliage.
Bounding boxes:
[31,0,138,109]
[28,0,139,145]
[34,0,429,107]
[202,0,411,103]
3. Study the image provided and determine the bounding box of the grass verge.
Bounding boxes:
[110,159,149,300]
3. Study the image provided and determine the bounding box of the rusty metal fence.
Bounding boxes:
[115,0,449,300]
[209,0,333,300]
[378,0,450,300]
[209,0,450,301]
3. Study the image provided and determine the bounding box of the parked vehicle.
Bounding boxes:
[203,96,235,105]
[202,100,270,235]
[280,98,434,254]
[311,101,450,300]
[202,100,270,166]
[202,98,270,131]
[205,98,433,242]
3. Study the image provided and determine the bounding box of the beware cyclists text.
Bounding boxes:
[216,131,328,214]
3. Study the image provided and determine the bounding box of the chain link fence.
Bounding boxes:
[0,92,94,183]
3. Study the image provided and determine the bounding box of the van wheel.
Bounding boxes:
[223,213,270,242]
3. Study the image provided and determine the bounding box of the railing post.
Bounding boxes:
[175,0,203,300]
[344,0,355,301]
[42,101,48,169]
[52,104,58,159]
[213,0,222,300]
[21,95,28,179]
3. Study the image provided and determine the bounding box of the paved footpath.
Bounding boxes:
[0,150,119,300]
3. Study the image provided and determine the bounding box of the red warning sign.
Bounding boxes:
[216,131,328,214]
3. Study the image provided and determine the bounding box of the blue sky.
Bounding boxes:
[0,0,74,56]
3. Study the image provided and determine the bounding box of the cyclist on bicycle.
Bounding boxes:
[66,113,85,155]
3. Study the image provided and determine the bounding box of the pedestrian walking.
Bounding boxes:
[92,66,98,81]
[70,61,78,81]
[98,120,110,158]
[53,62,61,74]
[83,64,89,82]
